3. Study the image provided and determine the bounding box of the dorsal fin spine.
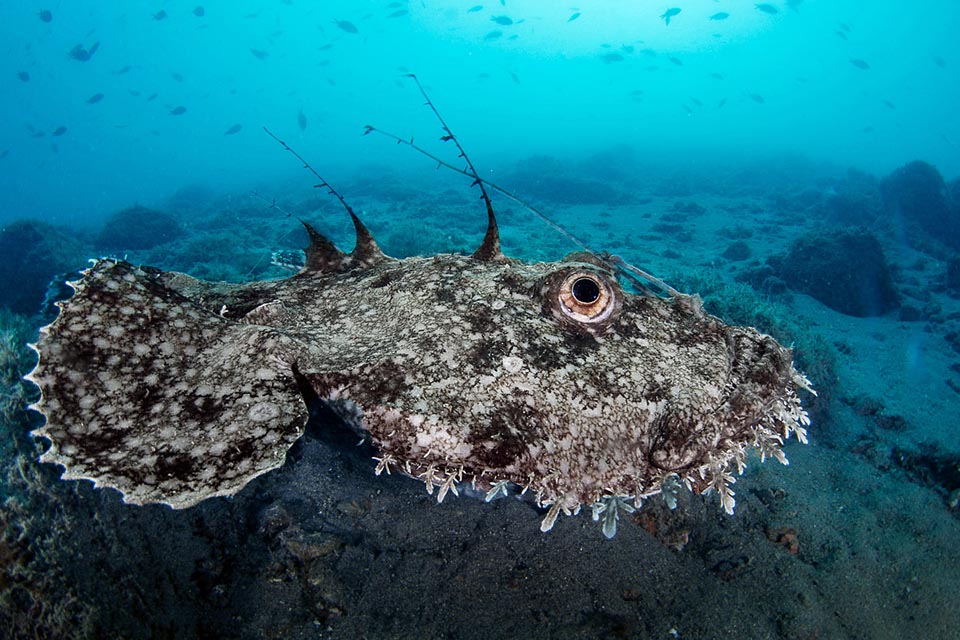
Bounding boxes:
[300,219,345,273]
[349,212,386,266]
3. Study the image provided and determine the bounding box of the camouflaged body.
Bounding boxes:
[28,244,810,533]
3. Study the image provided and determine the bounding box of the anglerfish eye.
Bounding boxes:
[556,271,620,325]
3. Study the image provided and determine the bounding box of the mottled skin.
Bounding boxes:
[28,224,811,533]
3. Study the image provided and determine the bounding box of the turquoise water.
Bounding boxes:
[2,3,960,639]
[2,1,957,227]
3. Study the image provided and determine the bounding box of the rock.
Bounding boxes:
[880,160,959,245]
[721,241,751,262]
[947,255,960,294]
[96,204,184,251]
[0,220,87,315]
[777,229,899,316]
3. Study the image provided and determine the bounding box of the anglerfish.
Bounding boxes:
[26,204,812,536]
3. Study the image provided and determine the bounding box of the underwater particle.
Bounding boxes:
[153,9,168,21]
[710,12,729,20]
[490,15,513,25]
[86,93,104,104]
[297,108,307,131]
[193,6,205,17]
[849,58,870,70]
[468,5,483,12]
[38,9,53,22]
[223,123,243,135]
[51,126,67,137]
[484,30,502,40]
[169,105,187,116]
[755,3,779,14]
[17,71,30,82]
[568,12,580,22]
[333,19,359,34]
[68,42,100,62]
[660,7,681,25]
[250,48,269,60]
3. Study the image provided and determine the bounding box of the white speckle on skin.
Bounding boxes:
[248,402,280,422]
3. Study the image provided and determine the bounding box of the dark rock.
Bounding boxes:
[721,241,751,261]
[880,160,959,245]
[96,204,185,251]
[947,255,960,294]
[777,229,899,316]
[0,220,87,315]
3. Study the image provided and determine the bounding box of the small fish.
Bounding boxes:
[747,93,765,103]
[0,149,8,159]
[388,9,408,18]
[387,1,403,7]
[334,19,359,34]
[38,9,53,22]
[129,90,141,97]
[468,5,483,12]
[490,15,513,25]
[17,71,30,82]
[224,124,243,135]
[849,58,870,70]
[146,93,158,101]
[169,106,187,116]
[717,97,727,108]
[668,56,683,66]
[787,0,803,10]
[838,22,851,32]
[68,42,100,62]
[250,48,269,60]
[601,52,624,63]
[115,65,133,75]
[833,30,848,41]
[153,10,168,21]
[682,104,693,116]
[52,126,67,136]
[709,72,725,80]
[660,7,681,25]
[509,71,520,83]
[568,12,580,22]
[755,3,778,14]
[882,99,895,109]
[297,108,307,132]
[172,72,185,82]
[621,45,634,54]
[690,97,702,107]
[933,56,947,69]
[193,6,205,17]
[483,30,502,40]
[86,93,105,104]
[710,12,729,20]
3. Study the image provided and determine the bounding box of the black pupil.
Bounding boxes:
[571,277,601,304]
